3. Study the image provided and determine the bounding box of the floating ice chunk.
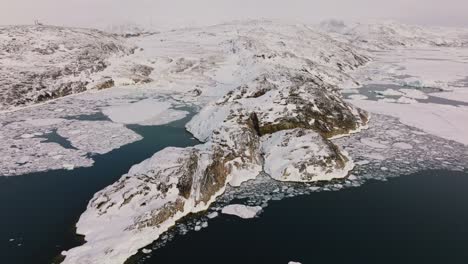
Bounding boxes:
[360,138,388,149]
[57,121,142,155]
[63,164,75,170]
[343,88,359,94]
[396,96,418,104]
[17,156,31,164]
[20,134,35,139]
[102,99,187,126]
[207,212,219,219]
[397,77,446,90]
[378,98,397,103]
[289,262,302,264]
[379,89,403,96]
[141,249,152,254]
[399,89,429,99]
[362,153,386,160]
[221,204,262,219]
[348,94,368,100]
[356,160,370,165]
[25,118,65,127]
[386,129,402,137]
[393,142,413,150]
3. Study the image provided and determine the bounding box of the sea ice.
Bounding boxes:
[350,99,468,145]
[379,89,403,96]
[432,89,468,103]
[0,87,193,176]
[399,89,429,99]
[393,142,413,150]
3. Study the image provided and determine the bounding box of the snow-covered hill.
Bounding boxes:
[318,19,468,49]
[0,25,135,111]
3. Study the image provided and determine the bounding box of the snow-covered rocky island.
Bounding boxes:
[1,20,468,264]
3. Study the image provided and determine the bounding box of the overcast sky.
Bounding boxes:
[1,0,467,29]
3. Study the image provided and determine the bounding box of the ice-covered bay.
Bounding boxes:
[0,88,190,176]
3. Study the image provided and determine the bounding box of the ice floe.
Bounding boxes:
[399,89,429,100]
[221,204,262,219]
[102,99,188,126]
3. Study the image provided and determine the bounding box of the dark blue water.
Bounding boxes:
[2,113,468,264]
[37,129,77,150]
[139,170,468,264]
[0,115,199,264]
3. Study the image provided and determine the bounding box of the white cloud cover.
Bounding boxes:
[1,0,467,28]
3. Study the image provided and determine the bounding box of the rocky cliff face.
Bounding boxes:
[0,25,135,110]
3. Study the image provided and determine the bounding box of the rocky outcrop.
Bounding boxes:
[210,73,369,138]
[261,128,354,182]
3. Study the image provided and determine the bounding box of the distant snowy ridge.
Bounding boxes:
[318,19,468,49]
[0,25,136,111]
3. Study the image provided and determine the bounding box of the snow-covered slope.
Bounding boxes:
[262,129,354,182]
[0,25,135,110]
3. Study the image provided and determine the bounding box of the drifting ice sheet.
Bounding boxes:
[221,204,262,219]
[102,99,188,126]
